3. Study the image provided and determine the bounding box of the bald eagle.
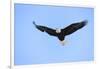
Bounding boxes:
[33,20,87,45]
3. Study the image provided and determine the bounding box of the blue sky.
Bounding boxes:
[14,3,94,65]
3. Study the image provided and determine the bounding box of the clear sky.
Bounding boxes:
[14,3,94,65]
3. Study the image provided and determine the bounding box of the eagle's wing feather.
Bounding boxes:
[61,20,87,36]
[33,22,57,36]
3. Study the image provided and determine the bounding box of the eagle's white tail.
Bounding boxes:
[60,40,67,46]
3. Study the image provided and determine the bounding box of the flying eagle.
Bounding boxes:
[33,20,87,45]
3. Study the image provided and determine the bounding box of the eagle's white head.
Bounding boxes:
[56,28,61,33]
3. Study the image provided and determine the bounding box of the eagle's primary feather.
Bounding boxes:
[33,21,57,36]
[61,20,87,36]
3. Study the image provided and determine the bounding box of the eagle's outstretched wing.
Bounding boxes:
[61,20,87,36]
[33,21,57,36]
